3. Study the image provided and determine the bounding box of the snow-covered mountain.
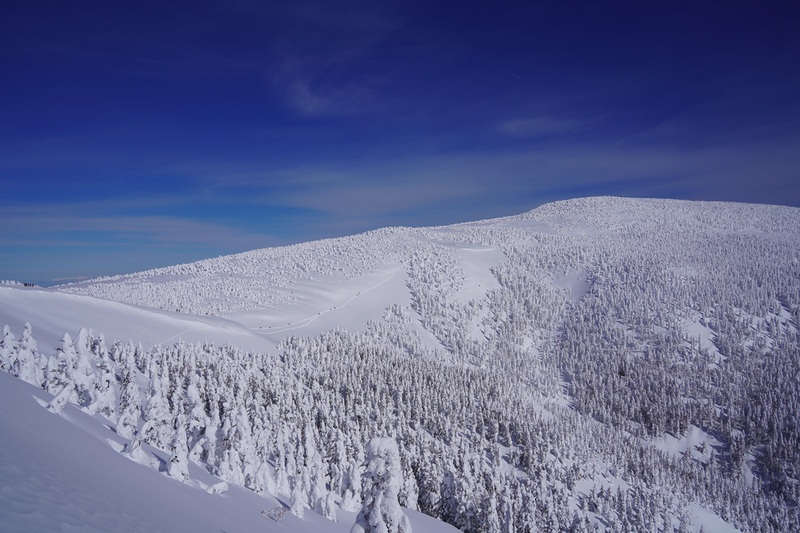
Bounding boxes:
[2,196,798,532]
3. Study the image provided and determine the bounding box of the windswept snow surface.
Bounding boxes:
[229,262,409,341]
[0,371,457,533]
[0,286,274,354]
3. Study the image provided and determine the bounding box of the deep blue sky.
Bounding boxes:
[2,1,798,284]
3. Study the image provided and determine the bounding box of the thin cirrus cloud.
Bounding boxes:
[279,78,376,118]
[204,134,800,222]
[496,117,585,138]
[0,208,284,284]
[0,208,279,250]
[263,1,402,117]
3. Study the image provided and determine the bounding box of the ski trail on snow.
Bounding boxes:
[158,327,211,346]
[255,266,400,335]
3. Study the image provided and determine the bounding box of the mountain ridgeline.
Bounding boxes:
[3,197,799,532]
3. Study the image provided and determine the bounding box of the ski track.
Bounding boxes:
[253,266,399,335]
[158,327,209,346]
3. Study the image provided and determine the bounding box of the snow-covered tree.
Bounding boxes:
[115,348,142,439]
[168,414,191,482]
[0,325,17,372]
[351,437,412,533]
[14,323,44,387]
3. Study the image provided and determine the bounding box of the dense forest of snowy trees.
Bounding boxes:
[4,197,799,531]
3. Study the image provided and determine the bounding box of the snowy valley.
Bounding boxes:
[1,196,799,532]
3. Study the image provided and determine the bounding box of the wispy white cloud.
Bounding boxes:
[263,2,404,117]
[279,77,376,117]
[496,116,584,138]
[174,131,799,235]
[0,208,280,251]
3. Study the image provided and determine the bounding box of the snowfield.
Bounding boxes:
[2,196,798,532]
[0,286,275,355]
[230,262,409,341]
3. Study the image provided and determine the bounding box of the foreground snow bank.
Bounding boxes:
[0,371,457,533]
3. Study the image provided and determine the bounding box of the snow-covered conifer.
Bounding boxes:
[142,372,172,449]
[116,353,142,439]
[168,414,191,482]
[72,328,97,407]
[290,471,306,518]
[0,325,16,372]
[351,437,412,533]
[15,323,44,386]
[45,333,80,409]
[86,356,116,419]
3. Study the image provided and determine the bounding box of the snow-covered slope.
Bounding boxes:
[2,196,799,532]
[0,371,457,533]
[55,226,507,349]
[0,286,275,354]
